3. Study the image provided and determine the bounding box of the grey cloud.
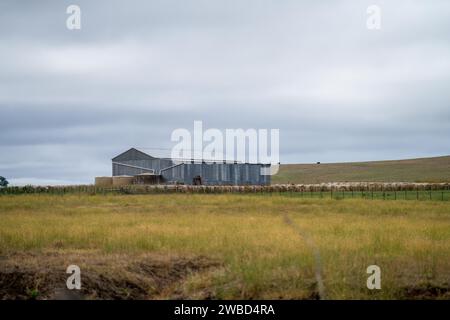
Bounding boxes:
[0,0,449,184]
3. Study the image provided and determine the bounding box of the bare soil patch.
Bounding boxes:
[402,283,450,300]
[0,251,221,300]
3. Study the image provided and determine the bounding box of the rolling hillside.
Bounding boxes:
[272,155,450,184]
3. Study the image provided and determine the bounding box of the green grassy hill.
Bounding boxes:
[272,155,450,184]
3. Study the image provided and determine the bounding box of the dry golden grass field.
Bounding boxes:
[273,155,450,184]
[0,194,449,299]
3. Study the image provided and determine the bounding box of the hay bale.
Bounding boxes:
[95,177,113,187]
[112,176,134,186]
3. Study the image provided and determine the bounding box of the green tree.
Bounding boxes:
[0,176,9,187]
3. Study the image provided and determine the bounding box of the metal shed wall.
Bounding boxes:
[113,158,174,176]
[160,163,270,185]
[112,149,271,185]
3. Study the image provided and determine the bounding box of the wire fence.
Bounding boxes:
[1,184,450,201]
[273,189,450,201]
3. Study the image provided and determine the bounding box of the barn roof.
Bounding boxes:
[112,148,156,161]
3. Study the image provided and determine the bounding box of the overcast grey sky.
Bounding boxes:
[1,0,449,185]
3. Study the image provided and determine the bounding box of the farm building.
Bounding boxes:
[112,148,271,185]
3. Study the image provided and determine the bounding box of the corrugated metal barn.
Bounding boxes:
[112,148,271,185]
